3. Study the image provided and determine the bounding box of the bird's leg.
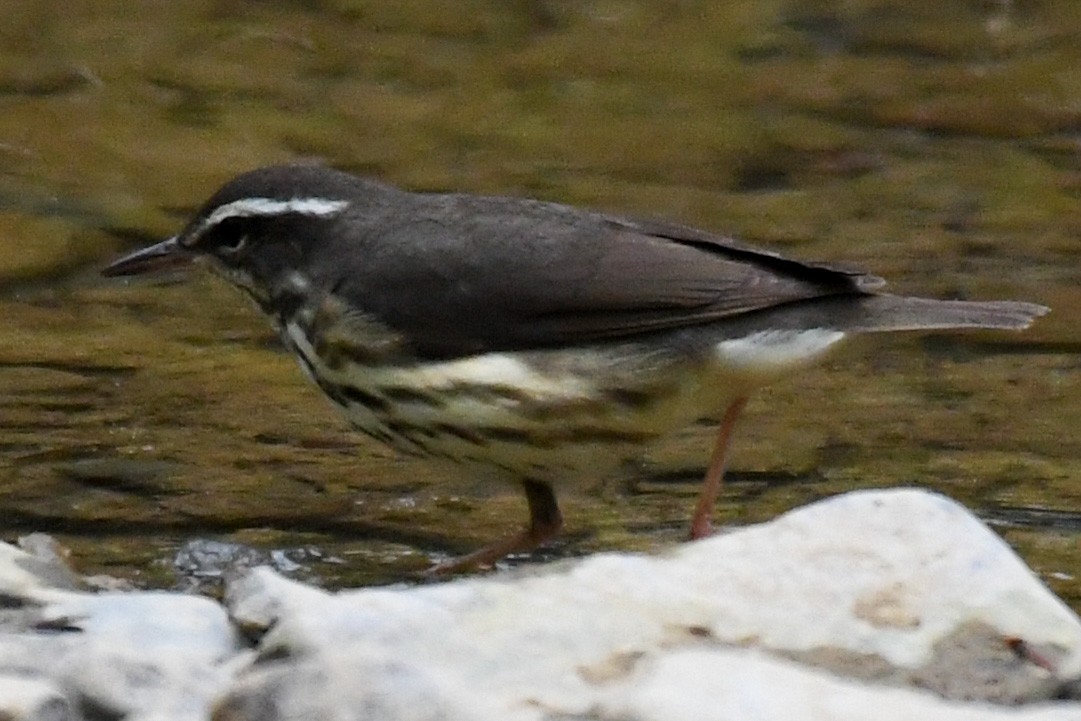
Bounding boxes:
[689,395,749,539]
[427,479,563,575]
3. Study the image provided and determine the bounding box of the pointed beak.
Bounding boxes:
[101,237,192,277]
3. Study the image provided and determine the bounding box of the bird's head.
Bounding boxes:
[102,165,383,305]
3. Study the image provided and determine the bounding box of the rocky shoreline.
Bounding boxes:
[2,489,1078,720]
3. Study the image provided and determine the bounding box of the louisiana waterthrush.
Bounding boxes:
[103,164,1048,573]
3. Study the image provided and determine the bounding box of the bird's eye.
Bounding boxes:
[217,232,249,255]
[205,217,251,258]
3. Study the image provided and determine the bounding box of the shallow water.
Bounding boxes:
[0,1,1078,604]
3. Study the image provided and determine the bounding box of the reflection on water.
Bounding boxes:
[0,2,1077,604]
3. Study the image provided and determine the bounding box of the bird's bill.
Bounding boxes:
[101,237,191,277]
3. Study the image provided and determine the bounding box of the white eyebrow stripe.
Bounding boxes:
[197,197,350,236]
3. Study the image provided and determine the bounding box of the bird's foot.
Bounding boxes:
[424,519,562,577]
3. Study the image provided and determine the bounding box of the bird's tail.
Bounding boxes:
[723,294,1049,337]
[843,295,1049,333]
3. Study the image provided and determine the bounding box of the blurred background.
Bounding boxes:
[0,1,1077,599]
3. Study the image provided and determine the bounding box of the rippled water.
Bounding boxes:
[0,2,1078,604]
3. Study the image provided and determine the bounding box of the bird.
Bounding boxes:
[102,164,1049,573]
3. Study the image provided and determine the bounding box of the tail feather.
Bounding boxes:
[722,294,1049,337]
[849,295,1049,333]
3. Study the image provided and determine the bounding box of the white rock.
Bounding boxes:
[222,489,1081,720]
[601,648,1075,721]
[36,590,240,662]
[0,542,73,599]
[0,562,243,721]
[0,674,73,721]
[56,646,233,721]
[37,592,242,719]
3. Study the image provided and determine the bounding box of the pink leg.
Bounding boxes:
[427,479,563,575]
[689,396,749,539]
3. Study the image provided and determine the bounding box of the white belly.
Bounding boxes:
[282,321,846,483]
[713,329,847,378]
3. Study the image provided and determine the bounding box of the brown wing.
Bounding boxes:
[324,193,884,358]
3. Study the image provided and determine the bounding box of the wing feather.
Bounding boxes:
[320,193,883,358]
